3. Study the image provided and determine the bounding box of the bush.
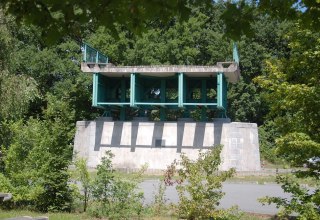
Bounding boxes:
[260,174,320,220]
[74,158,91,212]
[164,145,238,219]
[0,119,74,212]
[88,151,144,219]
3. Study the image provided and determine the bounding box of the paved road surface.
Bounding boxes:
[139,180,292,215]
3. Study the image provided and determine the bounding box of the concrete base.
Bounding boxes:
[73,120,261,171]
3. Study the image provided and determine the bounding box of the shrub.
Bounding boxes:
[164,145,238,219]
[88,151,144,219]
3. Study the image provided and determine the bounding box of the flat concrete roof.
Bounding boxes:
[81,62,240,83]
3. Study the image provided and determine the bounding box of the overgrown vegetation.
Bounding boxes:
[256,25,320,219]
[73,148,238,219]
[88,151,144,219]
[164,146,239,219]
[0,1,319,219]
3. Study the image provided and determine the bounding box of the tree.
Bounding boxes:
[1,118,73,211]
[0,12,40,122]
[0,0,211,43]
[221,0,320,39]
[164,146,236,219]
[256,24,320,218]
[74,158,91,212]
[255,25,320,159]
[89,151,144,218]
[0,72,39,121]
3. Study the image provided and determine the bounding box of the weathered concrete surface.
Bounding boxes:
[73,119,260,171]
[81,62,240,83]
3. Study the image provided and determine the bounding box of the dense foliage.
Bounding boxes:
[0,12,99,211]
[0,0,211,43]
[256,23,320,219]
[74,152,145,219]
[0,1,319,218]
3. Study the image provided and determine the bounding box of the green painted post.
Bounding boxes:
[92,73,99,106]
[83,44,87,62]
[183,109,190,118]
[135,74,141,103]
[95,51,99,63]
[223,75,228,111]
[120,108,125,120]
[201,79,207,103]
[178,73,184,108]
[121,78,126,102]
[217,72,226,117]
[93,47,100,107]
[201,79,207,121]
[161,79,166,103]
[183,75,187,104]
[217,72,228,118]
[160,79,166,121]
[120,78,126,120]
[130,73,136,107]
[160,109,166,121]
[92,45,100,107]
[233,42,239,64]
[217,73,223,108]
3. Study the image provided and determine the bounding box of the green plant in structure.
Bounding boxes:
[164,145,238,220]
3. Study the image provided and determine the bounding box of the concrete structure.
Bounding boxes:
[73,43,261,171]
[73,118,260,171]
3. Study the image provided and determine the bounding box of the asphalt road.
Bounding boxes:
[139,180,292,215]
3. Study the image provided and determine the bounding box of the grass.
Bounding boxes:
[69,167,318,187]
[228,175,277,184]
[0,209,93,220]
[0,209,276,220]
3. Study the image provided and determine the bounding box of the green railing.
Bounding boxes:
[82,42,108,63]
[233,42,239,64]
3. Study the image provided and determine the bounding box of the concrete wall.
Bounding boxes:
[73,118,261,171]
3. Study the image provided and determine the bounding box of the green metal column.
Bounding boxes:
[130,73,136,107]
[120,78,126,120]
[83,44,87,62]
[217,72,227,117]
[95,50,99,64]
[135,74,141,103]
[160,79,166,121]
[183,75,187,104]
[223,75,227,112]
[92,73,99,107]
[92,46,101,108]
[178,72,184,108]
[201,79,207,121]
[217,73,223,108]
[183,109,190,118]
[233,42,239,64]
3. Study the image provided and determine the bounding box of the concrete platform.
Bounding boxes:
[73,119,261,171]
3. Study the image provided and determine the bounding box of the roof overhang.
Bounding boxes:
[81,62,240,83]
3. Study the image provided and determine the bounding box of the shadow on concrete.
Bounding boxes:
[94,120,224,152]
[94,120,104,151]
[213,122,223,146]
